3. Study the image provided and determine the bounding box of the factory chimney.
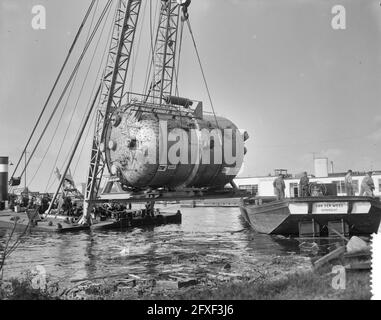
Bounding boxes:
[314,157,329,178]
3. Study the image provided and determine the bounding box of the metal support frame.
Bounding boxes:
[93,188,251,204]
[150,0,181,104]
[82,0,142,222]
[55,168,84,200]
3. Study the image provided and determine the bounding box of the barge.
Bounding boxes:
[0,208,181,233]
[240,196,381,236]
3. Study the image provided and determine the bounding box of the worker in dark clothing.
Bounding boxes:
[144,201,155,217]
[21,195,29,208]
[344,170,354,196]
[359,171,375,197]
[273,174,286,200]
[40,195,49,213]
[27,196,35,210]
[299,171,309,197]
[62,197,72,216]
[9,194,15,210]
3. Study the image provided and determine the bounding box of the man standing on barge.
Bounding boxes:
[299,172,309,197]
[273,174,286,200]
[345,170,354,196]
[359,171,375,197]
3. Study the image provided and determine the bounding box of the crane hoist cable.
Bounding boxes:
[174,19,184,97]
[47,83,102,216]
[28,0,101,188]
[172,18,185,128]
[143,0,160,99]
[10,0,97,180]
[72,6,118,179]
[72,109,97,176]
[148,0,156,100]
[53,21,113,190]
[185,18,226,187]
[41,0,111,189]
[129,0,148,93]
[17,0,113,185]
[28,75,78,188]
[186,18,220,131]
[44,1,116,193]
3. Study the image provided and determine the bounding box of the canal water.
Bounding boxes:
[0,207,315,286]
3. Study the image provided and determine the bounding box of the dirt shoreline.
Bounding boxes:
[0,249,371,300]
[59,258,370,300]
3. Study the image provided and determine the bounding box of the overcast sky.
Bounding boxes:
[0,0,381,191]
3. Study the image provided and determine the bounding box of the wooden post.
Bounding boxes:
[313,246,345,269]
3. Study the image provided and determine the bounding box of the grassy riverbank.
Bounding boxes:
[0,248,371,300]
[161,268,371,300]
[2,263,370,300]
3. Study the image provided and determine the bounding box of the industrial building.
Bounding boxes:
[235,158,381,198]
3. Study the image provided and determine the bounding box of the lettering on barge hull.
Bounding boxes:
[289,202,371,215]
[313,202,348,214]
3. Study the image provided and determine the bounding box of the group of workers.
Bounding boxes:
[7,193,159,220]
[8,193,84,216]
[8,193,50,214]
[345,170,376,197]
[273,170,376,200]
[97,202,159,220]
[272,172,310,200]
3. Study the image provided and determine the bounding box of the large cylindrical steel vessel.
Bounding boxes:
[103,103,248,190]
[0,156,9,201]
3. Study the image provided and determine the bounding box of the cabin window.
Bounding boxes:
[333,180,346,194]
[239,184,258,195]
[334,180,359,194]
[289,183,299,198]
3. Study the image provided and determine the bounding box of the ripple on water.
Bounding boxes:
[1,207,306,286]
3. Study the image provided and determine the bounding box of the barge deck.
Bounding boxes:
[0,209,181,233]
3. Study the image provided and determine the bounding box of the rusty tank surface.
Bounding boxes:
[102,96,248,190]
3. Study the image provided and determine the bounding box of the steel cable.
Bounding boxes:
[18,0,113,184]
[186,18,220,130]
[128,0,148,93]
[28,0,100,188]
[11,0,97,180]
[45,1,116,192]
[143,0,160,100]
[43,1,112,191]
[72,6,118,179]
